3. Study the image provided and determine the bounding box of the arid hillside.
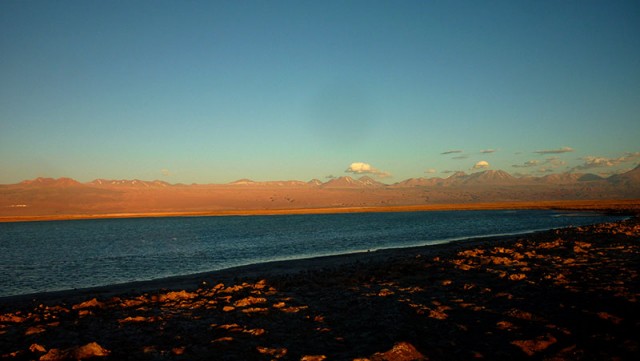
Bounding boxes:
[1,167,639,219]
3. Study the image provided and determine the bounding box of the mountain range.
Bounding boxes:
[1,166,639,219]
[12,166,640,189]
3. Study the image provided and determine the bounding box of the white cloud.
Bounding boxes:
[161,169,171,176]
[573,152,640,171]
[472,161,490,170]
[425,168,437,174]
[345,162,391,178]
[574,156,615,170]
[534,146,574,155]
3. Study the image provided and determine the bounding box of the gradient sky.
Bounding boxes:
[1,0,639,184]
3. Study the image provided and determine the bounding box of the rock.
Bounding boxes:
[378,288,395,297]
[496,320,515,330]
[29,343,46,353]
[511,334,557,356]
[39,342,110,360]
[244,328,266,336]
[25,325,46,335]
[172,347,186,355]
[212,337,234,343]
[118,316,150,323]
[300,355,327,361]
[508,273,527,281]
[158,290,197,302]
[254,279,268,289]
[256,346,288,359]
[0,313,26,323]
[241,307,269,314]
[370,342,426,361]
[234,296,267,307]
[72,298,104,310]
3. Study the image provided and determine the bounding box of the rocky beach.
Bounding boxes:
[1,211,639,360]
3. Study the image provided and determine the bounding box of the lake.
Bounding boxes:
[0,210,626,297]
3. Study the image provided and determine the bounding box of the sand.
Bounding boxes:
[1,205,639,360]
[2,199,640,223]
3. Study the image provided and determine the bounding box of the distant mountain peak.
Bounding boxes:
[229,179,256,185]
[538,173,582,184]
[88,179,171,187]
[607,165,640,185]
[447,171,467,179]
[321,176,361,188]
[358,176,385,187]
[20,177,82,187]
[577,173,603,182]
[463,170,517,185]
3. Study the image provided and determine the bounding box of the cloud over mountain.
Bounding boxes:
[472,161,490,170]
[345,162,391,178]
[573,152,640,171]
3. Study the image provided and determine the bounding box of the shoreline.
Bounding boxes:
[0,229,548,305]
[2,204,639,359]
[0,208,632,302]
[0,209,635,304]
[1,199,639,223]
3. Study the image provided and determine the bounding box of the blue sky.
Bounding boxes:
[1,0,639,184]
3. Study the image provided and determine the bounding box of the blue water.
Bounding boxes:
[0,210,626,297]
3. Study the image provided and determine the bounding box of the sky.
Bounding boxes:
[1,0,639,184]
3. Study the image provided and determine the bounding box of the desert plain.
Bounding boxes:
[1,166,639,222]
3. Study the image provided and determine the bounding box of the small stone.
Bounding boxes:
[158,290,197,303]
[72,298,104,310]
[39,342,110,361]
[370,341,426,360]
[301,355,327,361]
[172,347,186,355]
[509,273,527,281]
[234,296,267,307]
[511,334,557,356]
[25,326,46,335]
[29,343,46,353]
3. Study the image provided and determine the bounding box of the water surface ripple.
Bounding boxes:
[0,210,625,297]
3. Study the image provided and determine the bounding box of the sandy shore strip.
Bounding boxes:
[2,199,639,223]
[1,208,639,360]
